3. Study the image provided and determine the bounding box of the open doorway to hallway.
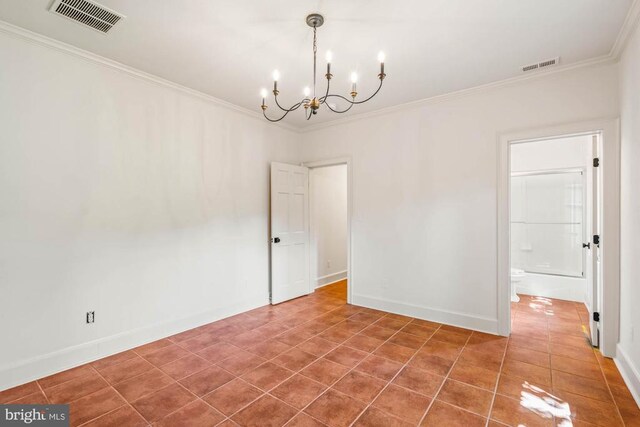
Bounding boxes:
[309,164,348,302]
[509,133,601,348]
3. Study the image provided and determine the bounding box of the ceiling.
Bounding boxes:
[0,0,633,127]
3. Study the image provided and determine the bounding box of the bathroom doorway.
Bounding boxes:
[508,133,601,348]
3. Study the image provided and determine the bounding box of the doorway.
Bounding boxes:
[309,163,349,302]
[497,118,621,357]
[509,134,600,347]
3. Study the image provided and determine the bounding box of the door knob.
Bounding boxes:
[272,237,281,243]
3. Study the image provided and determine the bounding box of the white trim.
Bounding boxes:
[611,0,640,59]
[615,344,640,406]
[497,119,621,356]
[352,294,498,334]
[315,270,348,288]
[0,20,299,134]
[0,296,268,392]
[303,157,353,305]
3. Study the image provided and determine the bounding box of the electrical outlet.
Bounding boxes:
[86,311,95,324]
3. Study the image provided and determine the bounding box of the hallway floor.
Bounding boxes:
[1,282,638,426]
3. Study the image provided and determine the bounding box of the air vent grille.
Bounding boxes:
[50,0,125,33]
[522,57,560,73]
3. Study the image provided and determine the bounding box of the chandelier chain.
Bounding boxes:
[313,25,317,97]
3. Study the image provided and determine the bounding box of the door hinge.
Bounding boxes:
[593,235,600,245]
[593,312,600,322]
[593,157,600,167]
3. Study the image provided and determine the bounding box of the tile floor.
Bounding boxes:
[1,282,638,426]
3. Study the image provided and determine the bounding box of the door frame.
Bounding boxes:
[497,118,620,357]
[303,157,353,304]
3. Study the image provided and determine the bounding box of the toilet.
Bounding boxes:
[510,268,526,302]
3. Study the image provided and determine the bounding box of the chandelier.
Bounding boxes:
[260,13,386,122]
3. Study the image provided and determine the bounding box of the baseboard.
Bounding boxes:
[315,271,348,288]
[614,344,640,406]
[0,296,269,392]
[352,294,498,335]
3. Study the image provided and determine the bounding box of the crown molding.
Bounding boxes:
[611,0,640,59]
[300,54,615,133]
[0,20,301,134]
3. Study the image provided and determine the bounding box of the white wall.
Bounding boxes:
[301,63,619,333]
[310,165,348,287]
[617,17,640,403]
[0,32,299,390]
[510,136,592,303]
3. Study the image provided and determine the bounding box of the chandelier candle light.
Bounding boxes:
[261,13,387,122]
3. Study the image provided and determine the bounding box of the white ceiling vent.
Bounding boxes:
[521,57,560,73]
[49,0,125,34]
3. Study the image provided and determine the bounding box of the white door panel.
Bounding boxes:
[271,162,310,304]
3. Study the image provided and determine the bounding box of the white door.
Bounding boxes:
[270,162,310,304]
[590,135,601,347]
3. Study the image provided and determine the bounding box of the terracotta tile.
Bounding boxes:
[343,334,385,353]
[305,389,367,427]
[615,394,640,426]
[178,332,221,353]
[134,339,173,356]
[68,387,126,427]
[374,342,416,363]
[91,350,138,370]
[196,342,242,363]
[549,342,596,363]
[45,370,108,404]
[355,355,403,381]
[0,382,41,403]
[246,339,293,359]
[317,326,356,343]
[232,394,297,427]
[169,327,206,343]
[217,350,266,376]
[297,337,338,357]
[80,405,147,427]
[552,370,612,402]
[436,379,492,416]
[392,366,444,397]
[501,359,551,387]
[202,378,263,416]
[449,359,498,391]
[360,325,396,341]
[155,399,224,427]
[271,374,326,410]
[159,354,211,380]
[419,340,463,361]
[227,329,269,349]
[457,347,503,371]
[431,330,469,345]
[496,373,553,401]
[354,407,412,427]
[509,336,549,353]
[408,352,454,376]
[142,344,191,367]
[241,362,292,391]
[410,319,441,329]
[550,354,602,379]
[552,389,623,426]
[374,316,411,330]
[349,312,384,324]
[131,383,195,422]
[7,391,49,405]
[112,368,175,402]
[373,384,431,424]
[39,365,96,389]
[276,328,318,346]
[300,358,350,385]
[272,348,317,371]
[422,400,487,427]
[333,370,387,403]
[506,346,550,368]
[178,365,235,396]
[324,346,368,368]
[490,393,554,427]
[96,357,155,385]
[400,323,437,339]
[286,413,328,427]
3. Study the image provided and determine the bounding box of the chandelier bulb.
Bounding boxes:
[350,72,358,83]
[325,51,333,63]
[260,88,268,99]
[378,51,386,63]
[272,70,280,82]
[303,87,311,97]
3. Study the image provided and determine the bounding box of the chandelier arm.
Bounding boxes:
[325,99,355,114]
[262,108,292,123]
[325,79,385,106]
[274,95,305,112]
[319,78,331,104]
